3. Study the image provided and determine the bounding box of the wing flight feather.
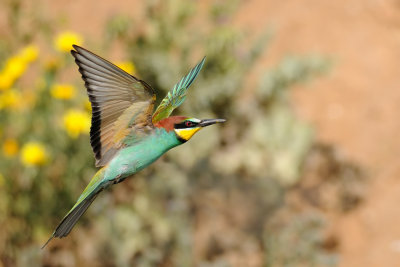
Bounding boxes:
[71,45,155,167]
[152,57,205,124]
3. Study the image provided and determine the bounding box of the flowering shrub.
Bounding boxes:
[0,0,336,266]
[0,23,98,262]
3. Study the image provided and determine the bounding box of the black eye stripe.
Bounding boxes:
[175,121,198,129]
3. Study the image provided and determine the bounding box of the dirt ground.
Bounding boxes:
[32,0,400,266]
[236,1,400,266]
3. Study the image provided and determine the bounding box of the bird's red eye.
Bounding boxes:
[185,121,193,127]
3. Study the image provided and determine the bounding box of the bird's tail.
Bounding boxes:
[42,168,106,249]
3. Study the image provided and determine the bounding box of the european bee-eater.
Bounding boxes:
[43,45,225,248]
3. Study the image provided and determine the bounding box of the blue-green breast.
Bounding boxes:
[104,128,182,182]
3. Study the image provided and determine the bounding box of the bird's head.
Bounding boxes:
[154,116,223,143]
[173,117,226,142]
[155,116,226,142]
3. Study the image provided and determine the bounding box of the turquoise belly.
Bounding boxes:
[103,129,181,182]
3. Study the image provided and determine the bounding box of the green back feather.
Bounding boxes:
[152,57,206,123]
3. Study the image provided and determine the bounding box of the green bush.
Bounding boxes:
[0,0,334,266]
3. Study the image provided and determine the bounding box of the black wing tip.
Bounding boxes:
[70,44,81,55]
[71,45,93,59]
[71,44,83,52]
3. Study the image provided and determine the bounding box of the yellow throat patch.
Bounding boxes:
[174,127,201,141]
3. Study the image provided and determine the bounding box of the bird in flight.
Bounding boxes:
[43,45,225,248]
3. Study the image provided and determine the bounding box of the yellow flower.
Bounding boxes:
[3,56,26,80]
[20,142,48,166]
[3,139,18,157]
[19,45,39,63]
[0,73,14,90]
[50,84,76,100]
[116,61,136,74]
[54,31,83,52]
[63,109,91,138]
[0,45,38,90]
[0,90,22,110]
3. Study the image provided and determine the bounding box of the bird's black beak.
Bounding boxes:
[199,118,226,127]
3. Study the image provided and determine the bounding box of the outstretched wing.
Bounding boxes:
[71,45,156,167]
[152,57,205,124]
